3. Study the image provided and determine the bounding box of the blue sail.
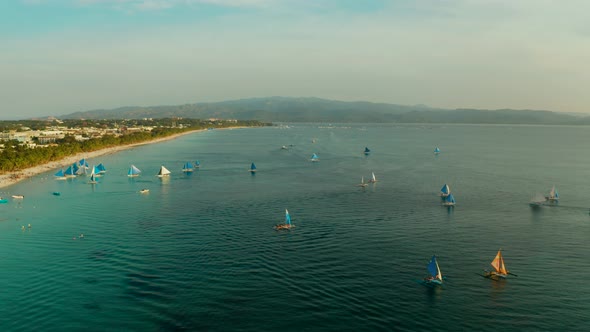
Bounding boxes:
[79,159,89,168]
[97,163,106,173]
[311,153,319,161]
[64,165,76,176]
[446,194,456,204]
[250,163,257,170]
[128,165,141,176]
[72,163,80,174]
[195,160,200,168]
[92,166,100,175]
[54,169,65,177]
[364,147,371,154]
[183,162,194,172]
[285,209,291,225]
[434,147,441,153]
[427,255,439,278]
[441,184,450,195]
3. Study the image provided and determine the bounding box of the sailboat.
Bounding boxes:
[54,169,67,180]
[182,162,194,173]
[92,165,102,177]
[64,164,77,178]
[249,162,257,174]
[157,165,171,177]
[96,163,107,174]
[368,172,377,183]
[194,160,200,168]
[274,209,294,230]
[484,249,513,279]
[440,184,450,197]
[357,176,368,187]
[442,194,456,206]
[364,147,371,155]
[88,167,98,184]
[423,255,443,285]
[127,165,141,177]
[434,147,441,154]
[310,153,319,162]
[545,185,559,202]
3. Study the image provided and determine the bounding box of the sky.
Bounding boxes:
[1,0,589,119]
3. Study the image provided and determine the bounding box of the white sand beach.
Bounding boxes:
[0,129,210,189]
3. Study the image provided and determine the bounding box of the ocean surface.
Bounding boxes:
[0,124,589,331]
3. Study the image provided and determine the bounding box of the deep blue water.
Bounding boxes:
[0,124,589,331]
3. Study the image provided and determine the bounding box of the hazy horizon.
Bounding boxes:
[2,0,589,118]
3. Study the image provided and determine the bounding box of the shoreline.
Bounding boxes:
[0,128,217,189]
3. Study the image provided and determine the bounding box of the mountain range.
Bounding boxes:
[57,97,590,125]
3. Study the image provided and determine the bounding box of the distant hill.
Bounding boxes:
[58,96,588,125]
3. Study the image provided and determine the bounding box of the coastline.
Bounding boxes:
[0,128,213,189]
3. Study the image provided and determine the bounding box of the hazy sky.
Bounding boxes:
[1,0,589,118]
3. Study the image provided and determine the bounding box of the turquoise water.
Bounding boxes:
[1,124,589,331]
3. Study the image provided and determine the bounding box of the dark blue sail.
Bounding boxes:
[364,147,371,155]
[427,256,438,278]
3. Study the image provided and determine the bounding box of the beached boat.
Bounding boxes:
[368,172,377,183]
[127,165,141,177]
[440,184,450,197]
[54,169,67,180]
[484,249,514,279]
[64,164,77,178]
[182,162,194,173]
[274,209,294,230]
[434,147,441,154]
[310,153,319,162]
[96,163,107,174]
[357,176,368,187]
[250,162,257,174]
[545,185,559,202]
[423,255,443,285]
[156,165,171,177]
[12,195,24,199]
[364,147,371,155]
[442,194,456,206]
[139,189,150,194]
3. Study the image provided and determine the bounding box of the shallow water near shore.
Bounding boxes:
[0,124,589,331]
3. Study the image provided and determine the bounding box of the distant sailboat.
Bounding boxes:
[440,184,450,197]
[64,164,77,178]
[364,147,371,155]
[157,165,171,177]
[310,153,319,162]
[194,160,201,168]
[182,162,194,173]
[88,167,98,184]
[434,147,441,154]
[357,176,368,187]
[424,255,443,285]
[54,169,67,180]
[96,163,107,174]
[368,172,377,183]
[545,185,559,202]
[274,209,294,230]
[484,249,514,279]
[442,193,456,206]
[127,165,141,177]
[250,162,257,174]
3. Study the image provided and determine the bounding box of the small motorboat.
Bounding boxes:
[139,189,150,194]
[12,195,24,199]
[52,192,61,196]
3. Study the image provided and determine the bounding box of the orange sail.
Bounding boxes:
[491,249,508,274]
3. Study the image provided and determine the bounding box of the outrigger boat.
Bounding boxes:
[423,255,443,285]
[483,249,516,279]
[274,209,294,230]
[368,172,377,183]
[545,185,559,202]
[442,194,456,206]
[357,176,368,187]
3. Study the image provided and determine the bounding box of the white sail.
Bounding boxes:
[157,165,171,176]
